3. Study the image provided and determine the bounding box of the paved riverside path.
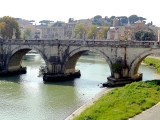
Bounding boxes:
[129,102,160,120]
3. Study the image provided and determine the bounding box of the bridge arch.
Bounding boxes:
[63,47,112,74]
[6,46,47,71]
[130,49,159,78]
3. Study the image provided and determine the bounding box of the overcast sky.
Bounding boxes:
[0,0,159,26]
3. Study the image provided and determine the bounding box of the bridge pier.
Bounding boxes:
[103,74,142,87]
[43,62,81,81]
[0,67,26,76]
[103,61,143,87]
[0,39,159,86]
[43,70,81,82]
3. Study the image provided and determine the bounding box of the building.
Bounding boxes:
[77,19,92,27]
[40,22,76,39]
[16,18,37,39]
[108,19,160,41]
[113,18,119,27]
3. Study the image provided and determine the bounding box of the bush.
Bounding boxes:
[111,62,123,73]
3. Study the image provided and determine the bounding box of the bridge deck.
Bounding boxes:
[1,39,159,48]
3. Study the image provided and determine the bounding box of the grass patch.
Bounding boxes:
[143,58,160,73]
[74,80,160,120]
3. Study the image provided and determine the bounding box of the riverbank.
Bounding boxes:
[69,81,160,120]
[65,88,113,120]
[152,73,160,79]
[143,56,160,74]
[143,56,160,78]
[66,56,160,120]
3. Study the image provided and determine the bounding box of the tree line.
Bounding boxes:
[73,24,109,39]
[0,16,35,39]
[69,14,148,27]
[93,14,147,26]
[134,30,156,41]
[0,16,156,41]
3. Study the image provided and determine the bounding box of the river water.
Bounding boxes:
[0,54,157,120]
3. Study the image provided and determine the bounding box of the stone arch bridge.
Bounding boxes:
[0,39,159,86]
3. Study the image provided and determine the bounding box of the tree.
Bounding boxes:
[92,15,104,26]
[0,16,21,39]
[92,21,102,26]
[73,24,87,39]
[0,22,5,37]
[134,30,155,41]
[68,18,74,23]
[94,15,102,20]
[129,15,138,24]
[117,16,128,25]
[108,16,116,26]
[39,20,54,26]
[87,25,97,39]
[29,20,35,25]
[108,16,116,22]
[23,28,31,39]
[129,15,146,24]
[97,26,109,39]
[52,21,63,27]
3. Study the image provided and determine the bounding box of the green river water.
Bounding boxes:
[0,55,157,120]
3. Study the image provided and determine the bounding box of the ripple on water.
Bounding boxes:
[0,55,157,120]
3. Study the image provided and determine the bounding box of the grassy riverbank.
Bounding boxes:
[73,80,160,120]
[143,57,160,73]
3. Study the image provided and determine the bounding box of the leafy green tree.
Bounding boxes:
[134,30,155,41]
[97,26,109,39]
[68,18,74,23]
[52,21,63,27]
[87,25,97,39]
[73,24,87,39]
[109,16,116,22]
[29,20,35,25]
[0,22,5,37]
[92,21,103,26]
[94,15,102,20]
[0,16,21,39]
[23,28,31,39]
[124,36,128,40]
[104,16,109,21]
[117,16,128,25]
[108,16,116,26]
[92,15,103,26]
[129,15,146,24]
[39,20,54,26]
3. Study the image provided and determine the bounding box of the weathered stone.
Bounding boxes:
[0,39,159,85]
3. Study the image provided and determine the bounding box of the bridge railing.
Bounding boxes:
[1,39,160,48]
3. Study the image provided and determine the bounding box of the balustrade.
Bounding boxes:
[1,39,160,48]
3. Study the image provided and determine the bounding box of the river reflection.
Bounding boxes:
[0,55,158,120]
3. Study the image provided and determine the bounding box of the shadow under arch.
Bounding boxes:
[130,49,159,78]
[6,46,47,71]
[63,47,112,74]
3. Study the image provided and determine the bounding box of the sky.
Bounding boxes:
[0,0,160,26]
